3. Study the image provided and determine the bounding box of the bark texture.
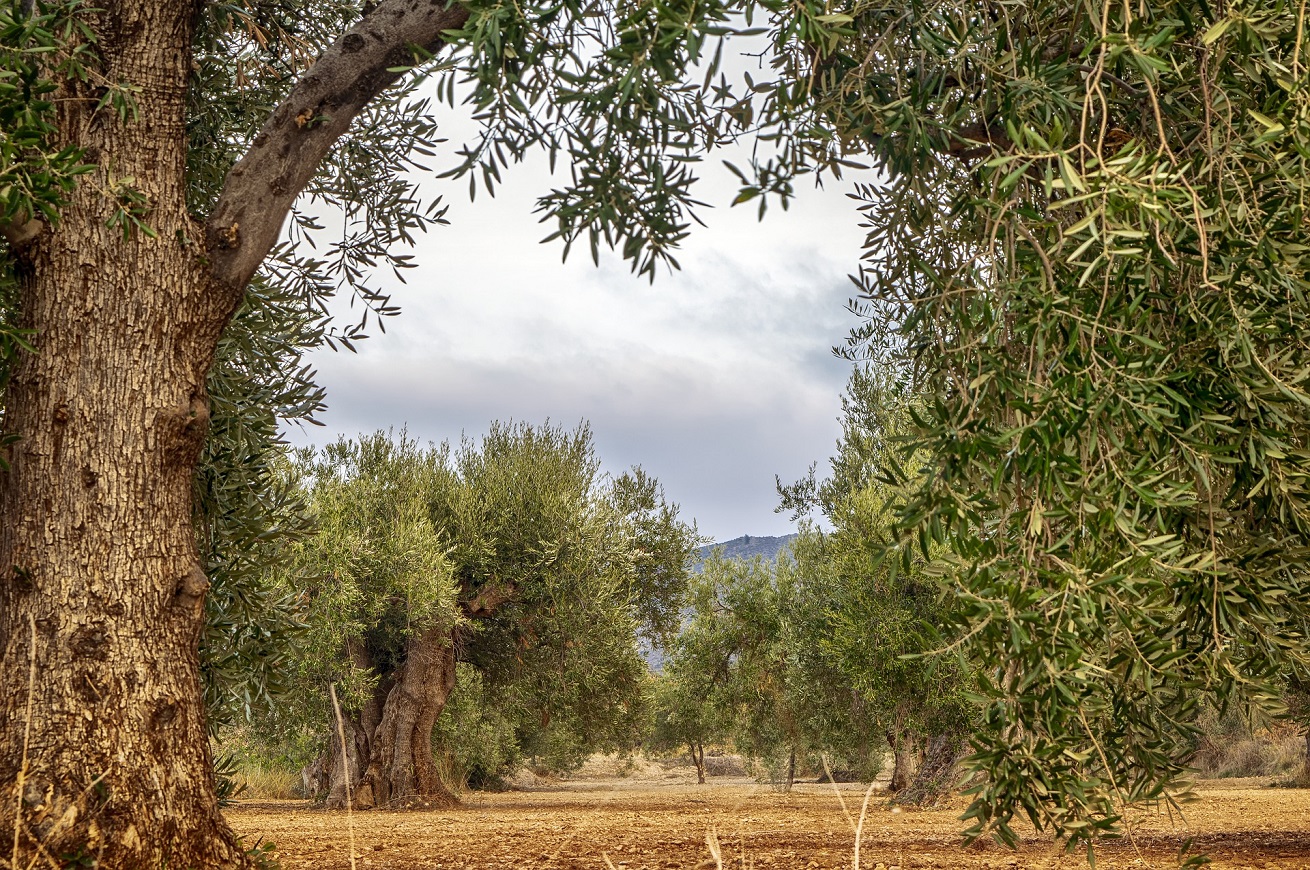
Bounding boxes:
[360,627,458,808]
[206,0,470,295]
[887,731,916,793]
[0,4,250,865]
[891,733,967,807]
[0,0,471,865]
[322,640,387,806]
[319,627,459,810]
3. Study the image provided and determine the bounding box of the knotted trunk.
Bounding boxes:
[360,625,458,808]
[0,5,249,864]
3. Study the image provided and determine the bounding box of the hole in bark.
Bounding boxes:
[75,671,103,701]
[11,565,35,594]
[152,700,178,729]
[70,625,108,658]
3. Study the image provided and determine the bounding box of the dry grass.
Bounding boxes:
[234,763,303,800]
[1192,722,1305,780]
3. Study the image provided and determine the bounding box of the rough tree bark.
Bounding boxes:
[0,1,468,866]
[689,741,706,784]
[320,628,459,810]
[326,588,513,808]
[0,4,247,865]
[887,730,917,793]
[359,626,458,808]
[323,642,387,807]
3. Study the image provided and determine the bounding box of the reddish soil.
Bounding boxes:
[228,775,1310,870]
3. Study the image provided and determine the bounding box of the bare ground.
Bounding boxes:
[227,771,1310,870]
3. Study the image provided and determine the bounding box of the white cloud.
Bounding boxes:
[289,127,869,542]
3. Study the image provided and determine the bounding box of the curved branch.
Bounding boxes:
[206,0,471,298]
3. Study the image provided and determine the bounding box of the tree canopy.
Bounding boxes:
[787,0,1310,853]
[5,0,1310,862]
[261,424,697,805]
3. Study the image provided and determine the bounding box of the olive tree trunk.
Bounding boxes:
[690,741,706,784]
[887,730,917,793]
[321,627,459,809]
[892,733,967,806]
[360,626,459,808]
[0,1,468,865]
[0,3,252,865]
[323,641,388,807]
[1301,731,1310,786]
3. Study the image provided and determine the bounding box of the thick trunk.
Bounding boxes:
[690,742,706,784]
[892,733,967,806]
[360,626,458,808]
[0,5,250,865]
[323,640,388,807]
[888,731,916,793]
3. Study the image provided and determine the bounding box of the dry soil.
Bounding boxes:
[227,771,1310,870]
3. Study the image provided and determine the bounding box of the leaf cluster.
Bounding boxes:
[801,0,1310,853]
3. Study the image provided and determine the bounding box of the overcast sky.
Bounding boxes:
[288,110,872,544]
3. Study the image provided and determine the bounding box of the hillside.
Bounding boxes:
[696,533,797,565]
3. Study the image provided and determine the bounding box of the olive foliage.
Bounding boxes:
[771,0,1310,854]
[265,424,698,777]
[656,550,889,789]
[780,366,973,781]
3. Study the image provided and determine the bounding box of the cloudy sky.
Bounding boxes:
[289,112,872,544]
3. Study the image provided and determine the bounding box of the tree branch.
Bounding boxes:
[0,215,43,250]
[206,0,471,298]
[463,580,516,618]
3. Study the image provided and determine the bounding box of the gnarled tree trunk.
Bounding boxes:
[892,733,967,806]
[324,640,388,807]
[360,625,458,808]
[0,5,250,864]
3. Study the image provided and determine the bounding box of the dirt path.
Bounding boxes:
[227,777,1310,869]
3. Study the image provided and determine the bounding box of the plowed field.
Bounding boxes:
[227,775,1310,870]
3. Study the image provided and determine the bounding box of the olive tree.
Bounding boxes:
[781,366,973,798]
[272,423,695,808]
[668,552,886,790]
[756,0,1310,853]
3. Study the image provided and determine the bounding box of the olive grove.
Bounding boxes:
[5,0,1310,864]
[0,0,743,863]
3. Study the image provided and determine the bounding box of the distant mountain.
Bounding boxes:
[696,533,798,566]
